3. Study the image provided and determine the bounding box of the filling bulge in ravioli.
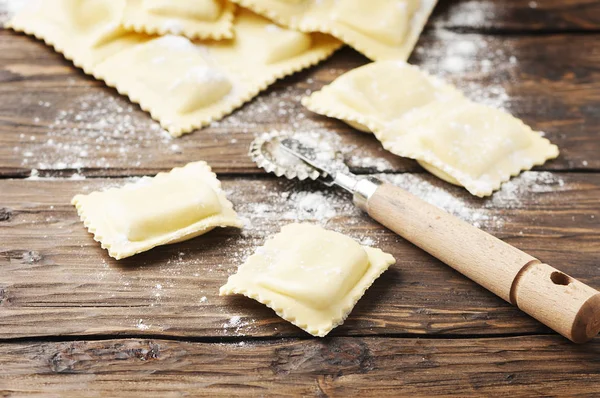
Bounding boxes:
[257,231,370,310]
[303,61,559,196]
[60,0,126,47]
[409,103,535,179]
[263,24,312,64]
[220,223,396,337]
[332,0,418,46]
[143,0,223,21]
[131,36,233,114]
[63,0,120,30]
[168,65,233,113]
[109,177,223,242]
[227,14,313,66]
[333,62,460,128]
[71,161,242,259]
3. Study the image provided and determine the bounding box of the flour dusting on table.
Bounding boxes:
[15,90,170,171]
[416,30,516,111]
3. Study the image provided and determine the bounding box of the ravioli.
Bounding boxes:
[303,61,559,197]
[228,0,437,61]
[72,161,242,259]
[220,223,395,337]
[122,0,235,40]
[8,4,341,136]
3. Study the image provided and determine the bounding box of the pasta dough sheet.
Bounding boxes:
[8,3,341,136]
[220,223,395,337]
[229,0,437,61]
[122,0,236,40]
[72,161,243,260]
[303,61,560,197]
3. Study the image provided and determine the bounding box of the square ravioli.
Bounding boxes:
[122,0,235,40]
[7,0,144,73]
[8,4,341,136]
[229,0,438,61]
[303,61,560,197]
[72,161,242,260]
[220,223,395,337]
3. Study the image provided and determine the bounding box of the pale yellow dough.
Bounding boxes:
[220,223,395,337]
[302,61,560,197]
[8,3,341,136]
[229,0,438,61]
[122,0,235,40]
[72,161,243,260]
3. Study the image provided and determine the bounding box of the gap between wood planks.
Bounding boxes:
[0,331,553,345]
[440,26,600,35]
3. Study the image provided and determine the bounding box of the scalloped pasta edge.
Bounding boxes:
[302,63,560,197]
[8,11,342,137]
[219,227,395,337]
[71,161,243,260]
[95,33,341,137]
[229,0,438,61]
[121,1,236,40]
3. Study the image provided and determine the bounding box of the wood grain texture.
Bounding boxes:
[1,336,600,397]
[1,173,598,339]
[1,1,600,395]
[3,0,600,32]
[1,30,599,177]
[433,0,600,31]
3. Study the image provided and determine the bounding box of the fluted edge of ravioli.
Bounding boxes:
[304,87,560,197]
[71,161,243,259]
[6,18,96,76]
[121,0,236,40]
[219,227,395,337]
[302,61,458,133]
[95,32,340,137]
[303,62,560,197]
[382,134,559,197]
[8,8,342,137]
[229,0,438,61]
[302,92,381,134]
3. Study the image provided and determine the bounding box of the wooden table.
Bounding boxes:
[1,1,600,396]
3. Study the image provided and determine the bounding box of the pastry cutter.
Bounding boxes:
[250,133,600,343]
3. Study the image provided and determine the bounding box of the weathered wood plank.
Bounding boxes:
[1,30,599,177]
[3,0,600,32]
[1,335,599,397]
[433,0,600,31]
[1,172,598,339]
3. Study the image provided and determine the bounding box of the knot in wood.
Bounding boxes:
[0,208,11,222]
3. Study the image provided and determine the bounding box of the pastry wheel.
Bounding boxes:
[249,133,600,343]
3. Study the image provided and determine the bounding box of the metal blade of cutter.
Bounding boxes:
[250,132,382,207]
[279,138,350,182]
[249,133,346,184]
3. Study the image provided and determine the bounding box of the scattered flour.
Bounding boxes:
[380,173,504,229]
[4,1,578,341]
[283,191,338,222]
[222,315,255,335]
[223,315,241,328]
[360,237,375,246]
[380,171,566,229]
[440,1,497,28]
[416,30,516,111]
[349,155,393,172]
[136,319,150,331]
[15,90,170,171]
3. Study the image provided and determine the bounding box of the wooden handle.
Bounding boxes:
[366,182,600,343]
